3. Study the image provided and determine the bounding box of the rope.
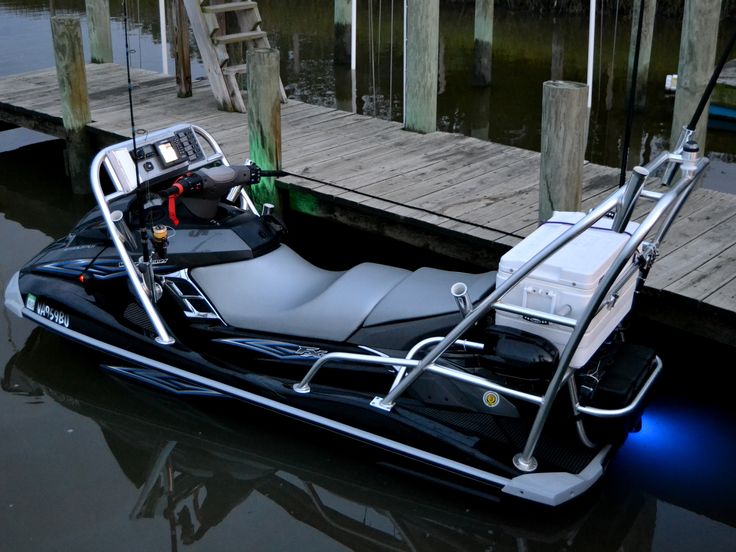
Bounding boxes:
[278,170,525,241]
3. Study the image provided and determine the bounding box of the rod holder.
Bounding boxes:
[110,210,137,248]
[451,282,473,318]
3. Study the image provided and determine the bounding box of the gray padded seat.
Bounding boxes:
[190,244,496,343]
[191,245,410,341]
[363,266,497,327]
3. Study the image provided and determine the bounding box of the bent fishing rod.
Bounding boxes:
[662,25,736,185]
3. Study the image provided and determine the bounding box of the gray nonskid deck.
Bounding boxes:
[1,64,734,343]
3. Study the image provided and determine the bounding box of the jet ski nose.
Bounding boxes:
[4,271,23,318]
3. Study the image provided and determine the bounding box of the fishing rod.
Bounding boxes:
[122,0,155,293]
[618,0,646,188]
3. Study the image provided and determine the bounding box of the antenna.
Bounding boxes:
[122,0,152,267]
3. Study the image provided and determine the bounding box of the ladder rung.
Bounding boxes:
[203,1,258,14]
[222,64,248,75]
[213,30,267,45]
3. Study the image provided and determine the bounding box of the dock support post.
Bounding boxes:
[51,16,92,194]
[670,0,722,151]
[627,0,656,110]
[246,48,282,211]
[334,0,352,66]
[539,81,588,222]
[473,0,493,86]
[85,0,113,64]
[171,0,192,97]
[404,0,439,134]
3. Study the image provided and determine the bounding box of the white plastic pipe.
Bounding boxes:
[159,0,168,75]
[351,0,357,70]
[586,0,596,107]
[402,0,407,127]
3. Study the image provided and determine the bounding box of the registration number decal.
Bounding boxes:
[34,300,70,328]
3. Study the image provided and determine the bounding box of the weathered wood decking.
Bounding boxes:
[1,64,735,343]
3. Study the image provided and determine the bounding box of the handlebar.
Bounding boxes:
[158,164,288,200]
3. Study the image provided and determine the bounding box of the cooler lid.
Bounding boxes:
[498,212,639,289]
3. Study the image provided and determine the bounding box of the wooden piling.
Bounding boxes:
[627,0,656,110]
[51,16,92,194]
[171,0,192,98]
[405,0,439,134]
[246,48,282,210]
[334,0,352,66]
[473,0,493,86]
[539,81,588,222]
[85,0,113,64]
[670,0,722,150]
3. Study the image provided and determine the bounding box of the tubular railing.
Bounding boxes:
[294,145,709,473]
[90,124,227,345]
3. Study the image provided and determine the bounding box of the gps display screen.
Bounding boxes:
[156,141,180,165]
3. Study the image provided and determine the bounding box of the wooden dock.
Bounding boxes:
[1,63,735,344]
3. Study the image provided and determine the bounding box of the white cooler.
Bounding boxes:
[495,212,640,368]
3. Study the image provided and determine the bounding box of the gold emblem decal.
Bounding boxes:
[483,391,500,408]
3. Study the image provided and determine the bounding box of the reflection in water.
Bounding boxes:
[0,328,673,552]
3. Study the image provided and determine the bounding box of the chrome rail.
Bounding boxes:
[513,156,709,471]
[292,347,547,407]
[491,303,578,328]
[90,124,228,346]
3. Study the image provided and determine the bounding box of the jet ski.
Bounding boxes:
[3,123,710,506]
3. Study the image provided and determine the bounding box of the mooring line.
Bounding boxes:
[277,170,526,241]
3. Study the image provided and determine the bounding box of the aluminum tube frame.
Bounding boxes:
[90,150,175,344]
[375,187,627,410]
[640,190,664,201]
[612,166,649,232]
[293,343,545,407]
[293,353,421,394]
[294,338,484,394]
[515,157,709,469]
[576,357,663,418]
[650,162,704,247]
[492,303,578,328]
[662,126,695,186]
[425,364,544,406]
[391,337,484,390]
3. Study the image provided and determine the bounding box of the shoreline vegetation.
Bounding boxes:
[448,0,736,18]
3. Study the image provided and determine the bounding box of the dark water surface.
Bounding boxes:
[1,1,736,550]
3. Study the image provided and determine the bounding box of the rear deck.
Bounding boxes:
[1,63,735,344]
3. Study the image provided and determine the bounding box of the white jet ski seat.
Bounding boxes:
[191,245,496,343]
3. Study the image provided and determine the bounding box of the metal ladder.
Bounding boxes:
[182,0,287,112]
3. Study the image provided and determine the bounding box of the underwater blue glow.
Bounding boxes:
[615,401,736,500]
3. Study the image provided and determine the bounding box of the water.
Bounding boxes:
[1,1,735,550]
